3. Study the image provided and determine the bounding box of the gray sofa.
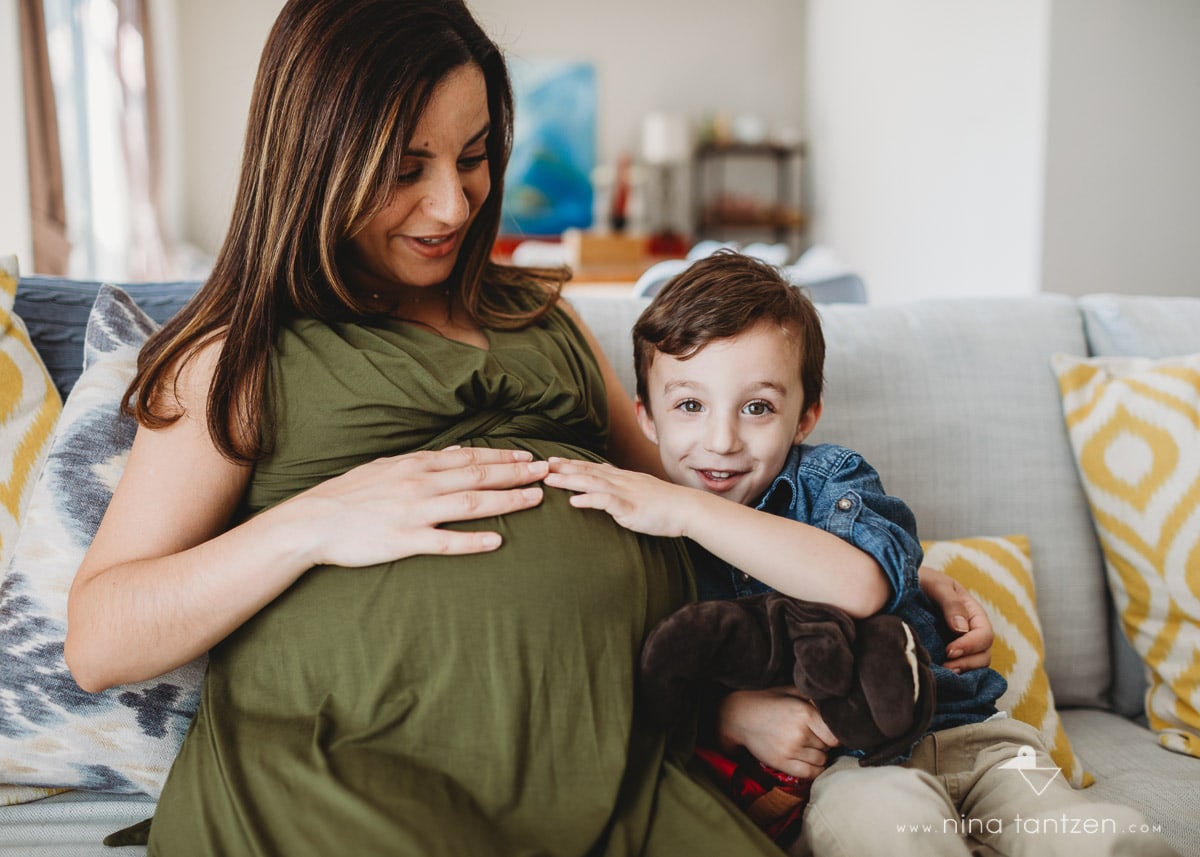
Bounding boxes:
[2,276,1199,856]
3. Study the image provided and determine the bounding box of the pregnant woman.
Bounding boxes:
[64,1,780,853]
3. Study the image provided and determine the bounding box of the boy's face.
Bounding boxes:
[637,320,821,507]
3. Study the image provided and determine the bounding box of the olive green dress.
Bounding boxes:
[146,292,778,856]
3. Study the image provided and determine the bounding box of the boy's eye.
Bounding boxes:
[743,400,773,416]
[677,399,703,414]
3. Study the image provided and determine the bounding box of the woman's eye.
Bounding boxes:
[744,400,773,416]
[459,153,488,171]
[396,168,421,185]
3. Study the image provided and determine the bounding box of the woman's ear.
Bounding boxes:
[635,397,659,445]
[793,399,823,445]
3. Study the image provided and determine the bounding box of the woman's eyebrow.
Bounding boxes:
[404,123,490,158]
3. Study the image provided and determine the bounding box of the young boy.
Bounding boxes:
[544,251,1175,857]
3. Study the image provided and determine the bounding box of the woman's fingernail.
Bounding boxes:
[947,648,962,659]
[523,487,543,500]
[951,617,969,632]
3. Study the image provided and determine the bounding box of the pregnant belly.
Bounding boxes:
[205,467,693,823]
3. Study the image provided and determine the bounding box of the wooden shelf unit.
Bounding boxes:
[692,141,806,246]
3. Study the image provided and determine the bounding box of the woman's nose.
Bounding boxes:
[423,168,469,226]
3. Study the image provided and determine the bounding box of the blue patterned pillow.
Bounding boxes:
[0,284,205,796]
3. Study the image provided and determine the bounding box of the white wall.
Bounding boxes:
[0,0,33,267]
[173,0,283,257]
[1041,0,1200,298]
[805,0,1051,304]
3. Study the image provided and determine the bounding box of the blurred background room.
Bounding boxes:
[2,0,1198,304]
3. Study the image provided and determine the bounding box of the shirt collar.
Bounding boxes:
[755,445,803,513]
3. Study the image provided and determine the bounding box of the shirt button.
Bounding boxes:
[836,497,853,511]
[739,572,752,583]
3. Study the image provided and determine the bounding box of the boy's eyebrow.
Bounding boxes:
[661,379,702,395]
[403,124,490,159]
[749,380,790,395]
[660,379,790,395]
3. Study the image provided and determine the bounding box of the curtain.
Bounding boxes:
[18,0,70,276]
[114,0,168,280]
[26,0,169,281]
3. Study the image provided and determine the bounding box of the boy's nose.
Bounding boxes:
[703,415,741,454]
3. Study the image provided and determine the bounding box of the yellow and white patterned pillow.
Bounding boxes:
[0,255,62,569]
[922,535,1093,788]
[0,257,64,806]
[1053,351,1200,758]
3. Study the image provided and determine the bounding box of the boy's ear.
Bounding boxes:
[793,399,823,445]
[635,396,659,445]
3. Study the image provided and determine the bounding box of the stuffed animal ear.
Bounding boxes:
[779,598,857,701]
[851,616,935,766]
[638,595,792,728]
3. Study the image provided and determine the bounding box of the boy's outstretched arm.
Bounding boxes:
[543,457,889,618]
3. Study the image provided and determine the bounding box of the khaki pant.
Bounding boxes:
[789,717,1179,857]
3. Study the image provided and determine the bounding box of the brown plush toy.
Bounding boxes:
[639,592,936,767]
[638,593,936,842]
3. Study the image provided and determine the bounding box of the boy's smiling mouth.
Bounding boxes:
[695,468,747,493]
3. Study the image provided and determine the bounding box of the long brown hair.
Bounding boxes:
[127,0,562,463]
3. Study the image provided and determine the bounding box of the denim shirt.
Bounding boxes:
[691,443,1007,734]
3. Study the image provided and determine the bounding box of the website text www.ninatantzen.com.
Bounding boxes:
[896,815,1163,837]
[893,744,1163,840]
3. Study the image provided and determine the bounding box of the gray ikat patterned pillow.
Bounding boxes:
[0,284,205,796]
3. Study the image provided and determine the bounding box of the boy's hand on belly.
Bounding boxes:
[543,457,697,538]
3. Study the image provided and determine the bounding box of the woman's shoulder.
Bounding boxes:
[148,332,227,418]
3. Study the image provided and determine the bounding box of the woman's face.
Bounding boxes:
[345,63,492,295]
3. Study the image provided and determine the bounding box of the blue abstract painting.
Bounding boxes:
[502,59,596,237]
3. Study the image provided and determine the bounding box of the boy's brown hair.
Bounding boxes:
[633,250,825,415]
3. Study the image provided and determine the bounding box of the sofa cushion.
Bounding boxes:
[0,257,68,808]
[1060,708,1200,857]
[921,534,1090,788]
[1079,293,1200,360]
[809,297,1107,709]
[1053,351,1200,759]
[1079,293,1200,719]
[13,277,199,400]
[0,258,62,571]
[0,285,205,797]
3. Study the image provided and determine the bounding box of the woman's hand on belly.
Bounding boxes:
[288,446,548,567]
